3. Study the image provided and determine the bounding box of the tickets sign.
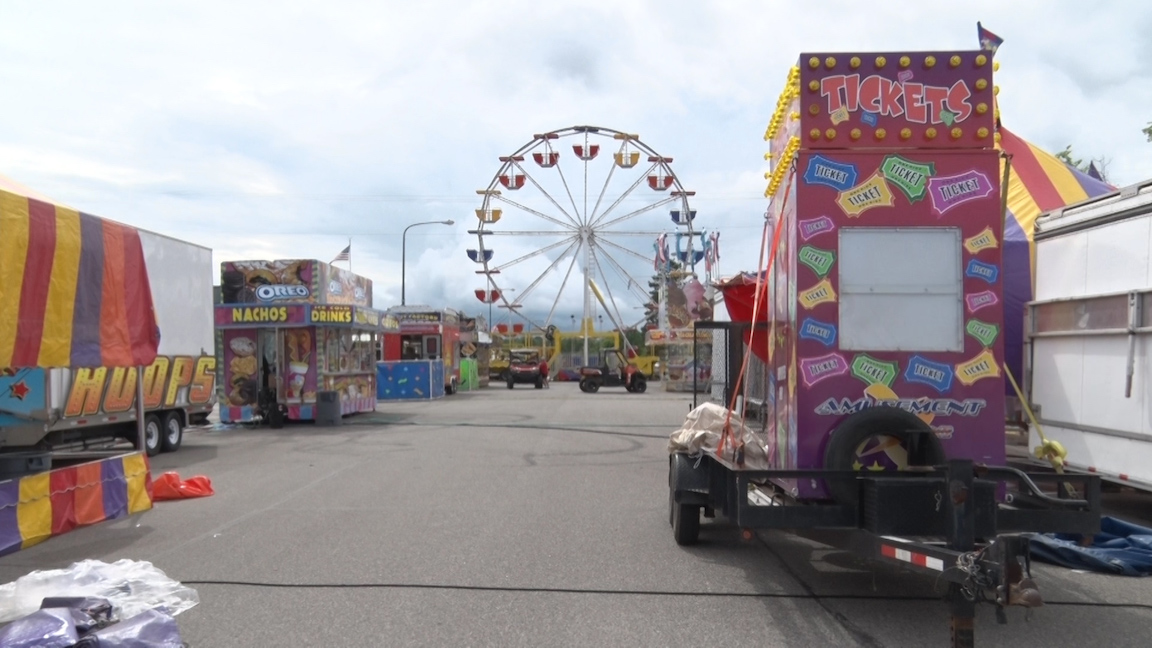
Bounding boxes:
[799,51,995,150]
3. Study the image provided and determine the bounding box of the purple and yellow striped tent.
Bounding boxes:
[0,176,160,369]
[0,174,158,555]
[996,127,1114,390]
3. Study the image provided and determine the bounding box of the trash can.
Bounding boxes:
[315,391,342,426]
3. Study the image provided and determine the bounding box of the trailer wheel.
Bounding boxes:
[506,380,514,389]
[140,414,163,457]
[823,406,947,503]
[580,378,599,393]
[672,500,701,545]
[632,377,647,393]
[161,411,184,453]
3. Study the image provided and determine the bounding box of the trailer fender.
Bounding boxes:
[669,453,711,505]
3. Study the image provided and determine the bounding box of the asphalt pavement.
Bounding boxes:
[1,381,1150,647]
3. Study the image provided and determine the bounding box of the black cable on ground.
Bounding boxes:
[179,580,1152,610]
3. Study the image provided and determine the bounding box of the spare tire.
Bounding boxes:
[822,406,946,503]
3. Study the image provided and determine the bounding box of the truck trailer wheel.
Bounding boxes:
[161,411,184,453]
[632,377,647,393]
[139,413,163,457]
[822,406,946,503]
[580,378,599,393]
[672,500,701,545]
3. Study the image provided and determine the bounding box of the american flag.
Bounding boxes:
[332,244,351,263]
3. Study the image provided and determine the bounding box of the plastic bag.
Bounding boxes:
[0,607,88,647]
[668,402,770,469]
[73,608,184,647]
[0,559,198,624]
[152,471,214,501]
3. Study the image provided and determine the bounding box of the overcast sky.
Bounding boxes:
[3,1,1149,329]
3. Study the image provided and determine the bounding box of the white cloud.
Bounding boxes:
[2,0,1149,331]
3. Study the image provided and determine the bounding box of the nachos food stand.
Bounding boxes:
[214,260,395,423]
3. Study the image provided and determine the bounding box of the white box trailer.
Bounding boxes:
[1026,177,1152,489]
[0,229,216,459]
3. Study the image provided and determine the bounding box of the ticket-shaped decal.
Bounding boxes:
[956,349,1001,386]
[964,227,998,254]
[965,259,999,284]
[799,352,849,387]
[830,106,850,125]
[799,317,837,347]
[881,155,935,203]
[928,170,994,215]
[798,245,835,277]
[965,319,1000,347]
[860,112,879,127]
[803,155,859,192]
[904,355,955,393]
[837,172,895,217]
[851,354,898,388]
[965,290,999,313]
[799,216,836,241]
[799,278,837,310]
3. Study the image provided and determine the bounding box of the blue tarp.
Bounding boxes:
[1030,517,1152,577]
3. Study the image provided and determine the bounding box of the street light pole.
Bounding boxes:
[402,219,455,306]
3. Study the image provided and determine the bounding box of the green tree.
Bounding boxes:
[1144,122,1152,143]
[1055,145,1086,171]
[1055,145,1110,183]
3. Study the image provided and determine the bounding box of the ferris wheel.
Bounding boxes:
[468,125,717,366]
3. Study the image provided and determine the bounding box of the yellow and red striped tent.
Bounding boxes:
[0,175,159,369]
[996,127,1114,386]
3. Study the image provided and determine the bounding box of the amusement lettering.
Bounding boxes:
[815,396,988,417]
[64,356,217,417]
[820,75,974,125]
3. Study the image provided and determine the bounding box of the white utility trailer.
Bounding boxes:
[1026,177,1152,489]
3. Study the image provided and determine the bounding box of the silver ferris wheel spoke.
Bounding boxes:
[586,153,617,225]
[552,158,583,228]
[488,235,579,274]
[588,245,635,347]
[596,195,679,231]
[474,230,574,236]
[591,239,653,304]
[509,237,581,308]
[512,161,580,228]
[588,162,658,228]
[493,195,575,230]
[544,245,582,329]
[595,235,658,265]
